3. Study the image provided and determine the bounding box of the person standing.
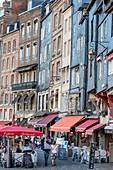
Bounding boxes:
[44,140,51,166]
[50,141,58,166]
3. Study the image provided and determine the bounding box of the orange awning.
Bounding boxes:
[50,116,84,132]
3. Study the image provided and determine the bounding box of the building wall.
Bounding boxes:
[61,4,72,112]
[0,30,19,120]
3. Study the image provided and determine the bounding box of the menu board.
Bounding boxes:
[58,148,67,160]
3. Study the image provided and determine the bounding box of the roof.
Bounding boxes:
[50,116,84,132]
[75,119,99,132]
[86,124,105,135]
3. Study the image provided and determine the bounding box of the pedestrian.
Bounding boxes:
[50,141,58,166]
[44,140,51,166]
[71,145,78,161]
[16,144,22,153]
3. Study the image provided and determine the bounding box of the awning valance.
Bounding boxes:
[28,117,42,125]
[86,124,105,135]
[75,119,99,132]
[36,114,58,127]
[50,116,84,132]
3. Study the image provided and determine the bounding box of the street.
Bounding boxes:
[1,157,113,170]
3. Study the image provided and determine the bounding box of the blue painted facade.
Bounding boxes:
[38,1,52,92]
[69,0,91,111]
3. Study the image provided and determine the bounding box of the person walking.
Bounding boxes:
[44,140,51,166]
[50,141,58,166]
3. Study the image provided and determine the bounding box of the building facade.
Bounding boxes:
[12,2,41,120]
[37,0,53,113]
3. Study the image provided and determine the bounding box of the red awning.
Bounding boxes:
[36,114,58,126]
[28,118,42,125]
[106,53,113,61]
[50,116,84,132]
[75,119,99,132]
[85,124,105,135]
[0,121,11,127]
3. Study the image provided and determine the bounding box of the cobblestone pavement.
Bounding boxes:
[0,157,113,170]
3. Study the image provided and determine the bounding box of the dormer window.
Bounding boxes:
[28,0,32,10]
[45,4,49,15]
[7,26,10,33]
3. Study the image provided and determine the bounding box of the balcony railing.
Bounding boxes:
[12,81,37,91]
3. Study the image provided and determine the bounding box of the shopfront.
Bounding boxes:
[50,115,84,144]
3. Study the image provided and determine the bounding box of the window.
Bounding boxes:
[42,95,45,110]
[38,72,41,85]
[26,44,30,60]
[65,19,68,33]
[11,74,14,84]
[33,71,36,81]
[56,62,60,76]
[42,70,45,84]
[73,24,76,36]
[7,58,10,70]
[1,77,4,88]
[77,36,83,53]
[67,66,69,83]
[91,19,94,42]
[34,19,38,34]
[53,39,56,54]
[75,69,79,84]
[68,40,71,55]
[59,9,62,26]
[69,16,71,30]
[100,21,107,41]
[99,61,102,79]
[5,94,8,104]
[46,94,48,110]
[27,22,31,37]
[9,109,12,120]
[48,22,51,33]
[3,43,6,54]
[28,0,32,10]
[32,42,37,58]
[54,14,57,29]
[72,47,75,62]
[13,39,16,51]
[44,45,47,61]
[21,25,25,38]
[111,14,113,37]
[58,36,61,52]
[77,38,80,53]
[62,69,65,83]
[90,59,93,77]
[108,59,113,75]
[2,59,5,71]
[0,109,2,119]
[20,46,24,61]
[8,41,11,53]
[64,42,67,57]
[71,68,75,86]
[41,27,45,40]
[52,64,55,78]
[103,21,107,39]
[77,12,81,27]
[6,76,9,88]
[12,56,15,69]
